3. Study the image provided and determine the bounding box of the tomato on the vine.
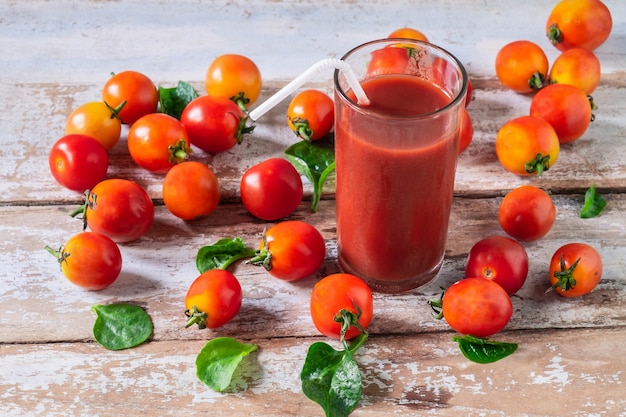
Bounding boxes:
[546,0,612,52]
[549,243,603,297]
[442,277,513,338]
[49,134,109,192]
[45,231,122,290]
[549,48,601,94]
[65,101,122,150]
[205,54,262,109]
[458,107,473,154]
[127,113,191,173]
[101,70,158,125]
[287,89,334,141]
[180,95,252,154]
[184,269,242,329]
[495,40,548,93]
[162,161,220,220]
[495,115,560,176]
[310,273,373,340]
[498,185,556,242]
[240,158,303,221]
[73,178,154,243]
[530,83,593,144]
[252,220,326,281]
[465,236,529,295]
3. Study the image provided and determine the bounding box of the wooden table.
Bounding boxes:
[2,1,625,416]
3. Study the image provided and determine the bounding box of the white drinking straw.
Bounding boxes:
[248,58,370,122]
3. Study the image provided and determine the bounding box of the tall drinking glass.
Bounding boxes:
[334,39,468,294]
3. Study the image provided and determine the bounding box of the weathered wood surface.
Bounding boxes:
[1,1,625,416]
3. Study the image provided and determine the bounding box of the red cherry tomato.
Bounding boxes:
[458,107,474,154]
[256,220,326,281]
[366,46,411,77]
[162,161,220,220]
[498,185,556,242]
[549,48,601,94]
[310,273,373,340]
[530,83,593,144]
[184,269,242,329]
[465,236,529,295]
[77,179,154,243]
[442,277,513,338]
[180,95,251,154]
[49,134,109,192]
[46,231,122,290]
[549,243,603,297]
[127,113,191,173]
[287,89,335,141]
[65,101,122,150]
[495,40,548,93]
[205,54,262,108]
[240,158,303,221]
[546,0,613,52]
[101,70,158,125]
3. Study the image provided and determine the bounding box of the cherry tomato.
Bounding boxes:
[184,269,242,329]
[442,277,513,338]
[240,158,303,221]
[256,220,326,281]
[162,161,220,220]
[465,236,529,295]
[495,40,548,93]
[78,178,154,243]
[127,113,191,173]
[65,101,122,150]
[546,0,612,52]
[458,107,473,154]
[205,54,262,108]
[101,70,158,125]
[46,231,122,290]
[549,48,601,94]
[287,89,334,141]
[549,243,603,297]
[180,95,251,154]
[49,134,109,192]
[495,115,560,176]
[498,185,556,242]
[366,46,411,77]
[530,83,593,144]
[388,27,429,42]
[310,273,373,340]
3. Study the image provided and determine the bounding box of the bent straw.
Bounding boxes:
[248,58,370,123]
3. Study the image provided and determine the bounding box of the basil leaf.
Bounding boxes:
[285,134,335,213]
[91,303,153,350]
[196,237,257,273]
[452,334,518,364]
[196,337,258,392]
[580,184,607,218]
[158,80,199,119]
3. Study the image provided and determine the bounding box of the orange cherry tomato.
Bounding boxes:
[388,27,429,42]
[184,269,242,329]
[530,84,593,144]
[205,54,262,108]
[458,107,473,154]
[65,101,122,150]
[495,40,548,93]
[162,161,220,220]
[495,115,560,176]
[498,185,556,242]
[287,89,335,141]
[102,70,158,125]
[549,243,603,297]
[549,48,601,94]
[546,0,613,52]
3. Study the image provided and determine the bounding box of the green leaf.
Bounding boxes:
[196,237,257,273]
[285,134,335,213]
[452,334,518,364]
[158,80,199,120]
[91,303,153,350]
[196,337,258,392]
[580,184,607,218]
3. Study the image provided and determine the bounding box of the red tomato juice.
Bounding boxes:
[335,74,460,292]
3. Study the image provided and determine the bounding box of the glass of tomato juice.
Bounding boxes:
[334,39,468,293]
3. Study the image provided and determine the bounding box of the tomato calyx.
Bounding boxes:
[247,232,272,271]
[184,305,209,329]
[236,114,255,144]
[230,92,251,113]
[335,303,368,344]
[290,117,314,142]
[546,23,562,46]
[525,152,551,176]
[69,189,92,231]
[528,72,546,91]
[167,138,192,164]
[548,255,581,293]
[427,290,445,319]
[45,245,70,266]
[104,100,126,122]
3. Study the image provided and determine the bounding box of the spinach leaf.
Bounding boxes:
[196,237,257,273]
[285,135,335,212]
[452,334,518,364]
[158,80,199,120]
[91,303,153,350]
[580,184,607,218]
[196,337,258,392]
